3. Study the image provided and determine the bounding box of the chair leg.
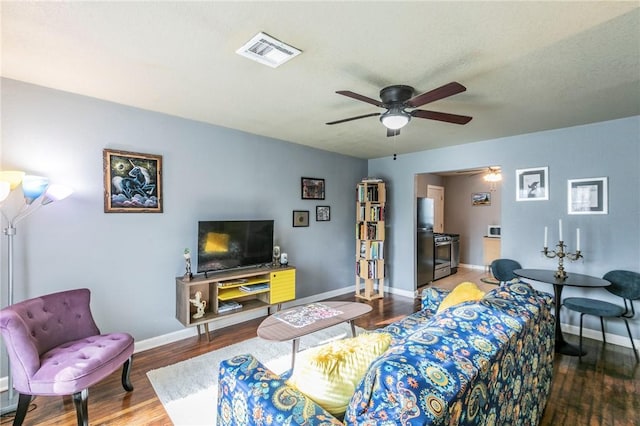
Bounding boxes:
[12,393,32,426]
[72,389,89,426]
[122,356,134,392]
[622,318,639,363]
[600,317,606,343]
[579,314,585,362]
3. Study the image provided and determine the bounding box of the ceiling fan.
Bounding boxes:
[450,166,502,182]
[326,82,472,137]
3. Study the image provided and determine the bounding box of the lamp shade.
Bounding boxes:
[0,181,10,202]
[22,175,49,204]
[0,171,26,190]
[42,184,74,205]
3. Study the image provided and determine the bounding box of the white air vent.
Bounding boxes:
[236,32,301,68]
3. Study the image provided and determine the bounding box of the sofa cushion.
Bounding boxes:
[287,332,391,416]
[436,281,486,313]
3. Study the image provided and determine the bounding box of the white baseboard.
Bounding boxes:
[386,286,415,299]
[561,324,638,350]
[459,263,486,270]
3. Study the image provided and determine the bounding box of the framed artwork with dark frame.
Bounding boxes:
[301,177,325,200]
[568,177,608,215]
[516,166,549,201]
[316,205,331,221]
[103,149,163,213]
[472,192,491,206]
[292,210,310,227]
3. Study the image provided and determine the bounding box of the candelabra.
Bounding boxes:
[542,241,583,280]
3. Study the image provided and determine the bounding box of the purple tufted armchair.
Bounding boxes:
[0,288,134,426]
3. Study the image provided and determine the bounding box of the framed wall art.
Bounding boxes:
[103,149,163,213]
[516,166,549,201]
[316,205,330,221]
[292,210,309,227]
[301,177,325,200]
[472,192,491,206]
[568,177,608,215]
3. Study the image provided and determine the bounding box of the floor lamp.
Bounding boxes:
[0,172,72,415]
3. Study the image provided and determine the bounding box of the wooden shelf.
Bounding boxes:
[218,287,270,301]
[175,266,296,338]
[355,181,386,300]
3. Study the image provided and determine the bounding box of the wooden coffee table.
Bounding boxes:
[257,301,372,368]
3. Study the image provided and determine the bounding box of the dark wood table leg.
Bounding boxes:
[553,284,586,356]
[349,320,357,337]
[291,338,300,369]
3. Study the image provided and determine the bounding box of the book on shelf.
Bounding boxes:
[218,278,248,287]
[218,301,242,313]
[239,283,270,293]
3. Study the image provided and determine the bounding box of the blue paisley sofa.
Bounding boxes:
[217,280,555,425]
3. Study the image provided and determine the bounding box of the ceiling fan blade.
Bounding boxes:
[411,109,472,125]
[326,112,381,125]
[336,91,385,107]
[387,128,400,137]
[405,82,467,108]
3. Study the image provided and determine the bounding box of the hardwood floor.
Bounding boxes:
[1,267,638,425]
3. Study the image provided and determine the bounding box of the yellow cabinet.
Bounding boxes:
[270,269,296,304]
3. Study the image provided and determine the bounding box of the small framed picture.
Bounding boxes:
[301,177,325,200]
[472,192,491,206]
[316,205,331,221]
[293,210,309,227]
[103,149,163,213]
[568,177,608,214]
[516,166,549,201]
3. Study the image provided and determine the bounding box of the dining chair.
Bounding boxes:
[490,258,523,282]
[0,288,134,426]
[563,270,640,362]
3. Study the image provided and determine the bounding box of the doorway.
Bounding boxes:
[415,167,502,282]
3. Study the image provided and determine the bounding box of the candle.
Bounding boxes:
[558,219,563,242]
[544,226,548,248]
[576,228,580,251]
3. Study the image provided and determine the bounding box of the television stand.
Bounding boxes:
[175,266,296,341]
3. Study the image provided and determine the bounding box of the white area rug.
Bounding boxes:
[147,323,361,425]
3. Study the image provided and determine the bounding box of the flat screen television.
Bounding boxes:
[197,220,274,274]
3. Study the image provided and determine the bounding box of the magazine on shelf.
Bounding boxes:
[218,301,242,313]
[239,283,270,293]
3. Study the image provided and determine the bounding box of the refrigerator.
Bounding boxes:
[416,197,435,287]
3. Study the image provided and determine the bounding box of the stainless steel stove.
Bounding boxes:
[433,234,452,280]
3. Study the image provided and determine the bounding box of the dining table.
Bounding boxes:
[513,268,611,356]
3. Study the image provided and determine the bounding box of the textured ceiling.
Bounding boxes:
[2,2,639,159]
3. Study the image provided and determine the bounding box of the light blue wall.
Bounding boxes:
[1,77,639,361]
[369,115,640,339]
[0,79,367,345]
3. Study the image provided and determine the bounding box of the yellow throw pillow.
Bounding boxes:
[287,332,391,417]
[437,281,486,313]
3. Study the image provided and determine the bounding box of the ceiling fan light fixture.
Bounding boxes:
[380,108,411,130]
[483,168,502,182]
